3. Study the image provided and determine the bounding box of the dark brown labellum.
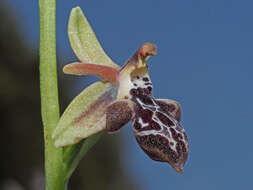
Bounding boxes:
[128,76,188,173]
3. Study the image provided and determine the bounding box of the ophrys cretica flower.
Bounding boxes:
[52,7,189,174]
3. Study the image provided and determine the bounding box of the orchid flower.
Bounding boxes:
[52,7,189,174]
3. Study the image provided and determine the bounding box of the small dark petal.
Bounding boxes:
[106,100,134,133]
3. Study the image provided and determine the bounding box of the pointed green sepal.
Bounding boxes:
[52,81,118,147]
[68,7,120,69]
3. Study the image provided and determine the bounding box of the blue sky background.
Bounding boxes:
[3,0,253,189]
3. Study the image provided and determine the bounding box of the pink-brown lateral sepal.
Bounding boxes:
[63,62,119,84]
[156,99,182,122]
[106,99,135,133]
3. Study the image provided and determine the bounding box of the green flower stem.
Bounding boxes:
[39,0,66,189]
[39,1,104,189]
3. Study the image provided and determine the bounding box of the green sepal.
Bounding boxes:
[68,7,120,69]
[52,81,118,147]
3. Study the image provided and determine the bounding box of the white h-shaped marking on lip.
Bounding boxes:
[138,117,149,128]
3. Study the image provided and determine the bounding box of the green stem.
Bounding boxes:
[39,0,66,189]
[39,1,103,188]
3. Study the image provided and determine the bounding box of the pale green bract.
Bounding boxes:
[68,7,119,69]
